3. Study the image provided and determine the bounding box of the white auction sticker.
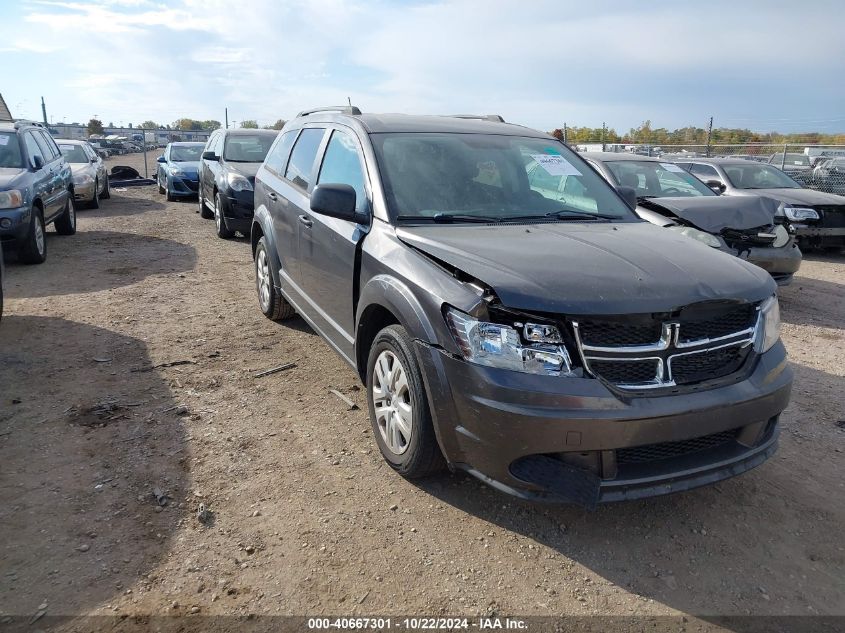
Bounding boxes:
[530,154,582,176]
[660,162,685,172]
[0,136,9,146]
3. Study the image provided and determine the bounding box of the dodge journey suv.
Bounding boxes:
[250,108,792,507]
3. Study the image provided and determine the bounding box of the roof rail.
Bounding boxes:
[13,119,46,129]
[296,106,362,118]
[447,114,506,123]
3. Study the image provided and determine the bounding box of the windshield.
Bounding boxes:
[723,164,803,189]
[770,153,810,167]
[604,160,715,198]
[0,132,24,168]
[223,134,275,162]
[372,133,633,222]
[59,144,89,163]
[170,145,204,162]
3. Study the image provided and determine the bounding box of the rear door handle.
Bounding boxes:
[298,214,313,228]
[267,192,278,201]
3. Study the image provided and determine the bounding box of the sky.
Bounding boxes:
[1,0,843,134]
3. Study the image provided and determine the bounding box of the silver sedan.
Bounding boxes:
[57,139,110,208]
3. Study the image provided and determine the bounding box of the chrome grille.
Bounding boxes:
[572,302,760,390]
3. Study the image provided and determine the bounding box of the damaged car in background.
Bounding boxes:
[672,157,845,252]
[249,108,792,508]
[583,153,802,286]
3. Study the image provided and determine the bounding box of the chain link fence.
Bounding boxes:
[570,142,845,195]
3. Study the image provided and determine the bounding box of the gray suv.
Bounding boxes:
[250,108,792,507]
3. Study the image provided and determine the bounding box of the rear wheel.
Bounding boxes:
[19,208,47,264]
[255,237,295,320]
[366,325,444,478]
[55,195,77,235]
[214,192,235,238]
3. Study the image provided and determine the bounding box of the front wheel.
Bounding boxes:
[366,325,444,478]
[158,173,165,194]
[101,176,110,199]
[255,237,295,320]
[214,192,235,239]
[55,195,77,235]
[89,180,100,209]
[199,187,214,219]
[19,209,47,264]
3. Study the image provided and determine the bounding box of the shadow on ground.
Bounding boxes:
[4,230,196,299]
[81,190,166,218]
[779,275,845,329]
[414,361,844,620]
[0,315,190,617]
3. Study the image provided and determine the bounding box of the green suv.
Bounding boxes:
[0,120,76,263]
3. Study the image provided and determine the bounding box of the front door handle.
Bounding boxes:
[267,192,278,201]
[298,214,313,228]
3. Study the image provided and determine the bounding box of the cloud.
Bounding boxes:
[2,0,844,132]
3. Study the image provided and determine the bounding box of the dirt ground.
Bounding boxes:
[1,152,843,628]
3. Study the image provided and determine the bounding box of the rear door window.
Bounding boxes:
[264,130,297,176]
[32,131,55,162]
[689,163,719,179]
[284,128,325,190]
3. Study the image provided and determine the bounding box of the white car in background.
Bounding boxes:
[57,139,110,208]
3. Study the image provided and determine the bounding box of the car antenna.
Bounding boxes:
[347,96,352,107]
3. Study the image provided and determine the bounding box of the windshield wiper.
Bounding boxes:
[396,213,502,224]
[544,209,616,220]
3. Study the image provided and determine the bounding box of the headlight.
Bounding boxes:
[754,296,781,353]
[73,173,94,185]
[772,224,790,248]
[0,189,23,209]
[669,225,722,248]
[783,206,818,221]
[445,307,574,376]
[170,166,184,176]
[227,173,253,192]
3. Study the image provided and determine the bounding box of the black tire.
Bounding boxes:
[89,180,100,209]
[158,173,165,194]
[166,183,175,202]
[101,177,110,199]
[255,237,295,320]
[366,324,445,478]
[19,208,47,264]
[199,188,214,219]
[55,195,77,235]
[214,192,235,239]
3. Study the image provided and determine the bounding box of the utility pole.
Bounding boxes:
[601,122,606,152]
[705,116,714,157]
[225,107,229,129]
[563,122,568,144]
[41,96,48,126]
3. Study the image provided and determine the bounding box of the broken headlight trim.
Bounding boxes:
[772,224,790,248]
[754,295,781,353]
[669,225,722,248]
[444,307,574,376]
[782,206,819,222]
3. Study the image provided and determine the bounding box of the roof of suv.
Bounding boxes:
[297,112,547,137]
[669,157,756,166]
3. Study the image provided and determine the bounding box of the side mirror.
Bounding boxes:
[706,179,726,194]
[32,155,44,171]
[616,186,638,210]
[310,184,366,223]
[202,151,218,161]
[156,155,166,163]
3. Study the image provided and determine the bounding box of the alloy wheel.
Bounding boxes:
[35,217,45,255]
[372,350,413,455]
[256,248,271,311]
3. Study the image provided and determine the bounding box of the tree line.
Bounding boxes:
[550,120,845,146]
[85,118,287,135]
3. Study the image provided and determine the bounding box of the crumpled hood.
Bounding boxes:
[0,167,26,189]
[732,188,845,206]
[396,221,774,315]
[226,161,260,183]
[638,196,779,232]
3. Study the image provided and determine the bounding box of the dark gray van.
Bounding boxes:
[249,108,791,507]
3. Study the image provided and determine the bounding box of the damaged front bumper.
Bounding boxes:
[727,241,802,286]
[416,340,792,508]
